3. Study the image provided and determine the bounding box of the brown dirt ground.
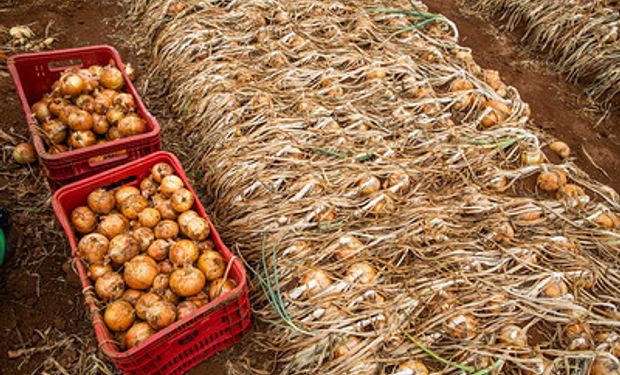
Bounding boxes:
[0,1,225,374]
[425,0,620,193]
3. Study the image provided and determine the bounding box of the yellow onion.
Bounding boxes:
[187,291,210,308]
[346,262,378,284]
[67,109,93,131]
[591,354,620,375]
[521,146,544,166]
[563,323,592,350]
[169,239,199,266]
[396,360,429,375]
[333,235,364,260]
[450,78,474,92]
[114,186,140,208]
[118,115,146,137]
[124,256,159,290]
[69,130,97,149]
[140,177,158,197]
[159,259,174,275]
[95,271,125,301]
[91,114,109,135]
[152,274,169,292]
[88,263,112,281]
[114,93,135,113]
[177,210,199,234]
[120,194,148,219]
[61,73,84,96]
[549,141,570,159]
[124,322,155,349]
[147,239,172,261]
[42,120,67,145]
[133,227,155,251]
[94,92,113,114]
[48,97,68,116]
[498,325,528,346]
[333,336,360,358]
[100,66,124,90]
[104,300,135,332]
[146,300,176,330]
[154,220,179,240]
[197,239,215,253]
[153,196,177,220]
[170,188,194,213]
[183,216,210,241]
[355,176,381,196]
[209,278,236,300]
[109,233,139,265]
[106,107,125,125]
[121,289,143,306]
[384,171,410,194]
[594,213,620,229]
[159,288,179,305]
[71,206,97,234]
[78,233,109,264]
[75,94,94,112]
[77,69,98,92]
[98,213,129,239]
[49,144,69,154]
[106,126,122,141]
[31,100,51,122]
[138,207,161,228]
[542,278,568,298]
[87,188,116,214]
[160,175,184,197]
[197,250,225,281]
[537,170,567,192]
[12,143,36,165]
[88,65,104,78]
[557,183,586,200]
[136,292,161,320]
[445,311,478,340]
[176,301,198,320]
[151,162,174,183]
[170,265,206,297]
[298,269,331,298]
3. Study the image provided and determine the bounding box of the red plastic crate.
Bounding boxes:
[51,152,251,375]
[8,45,161,191]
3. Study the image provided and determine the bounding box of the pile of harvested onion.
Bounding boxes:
[30,63,147,154]
[71,162,235,350]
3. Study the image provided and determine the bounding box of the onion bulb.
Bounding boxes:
[154,220,179,240]
[104,300,135,332]
[114,93,135,113]
[95,271,125,301]
[170,266,205,297]
[91,114,109,135]
[197,239,215,253]
[182,217,210,241]
[159,288,179,305]
[445,311,478,340]
[160,175,184,197]
[71,206,97,234]
[591,354,620,375]
[159,259,174,274]
[187,291,210,308]
[138,207,161,228]
[49,144,69,154]
[61,73,84,96]
[75,94,95,112]
[69,130,97,149]
[12,143,36,165]
[333,235,364,260]
[32,101,51,122]
[450,78,474,92]
[355,176,381,197]
[542,278,568,298]
[146,300,176,330]
[384,171,410,194]
[333,336,360,358]
[152,274,169,292]
[109,233,140,265]
[209,277,236,300]
[67,109,93,131]
[177,210,199,234]
[106,107,125,125]
[170,188,194,213]
[106,126,122,141]
[346,262,378,284]
[549,141,570,159]
[133,227,155,251]
[120,194,148,219]
[497,325,528,346]
[536,170,567,192]
[136,292,161,320]
[153,196,177,220]
[176,301,198,320]
[396,360,429,375]
[98,213,129,239]
[118,115,146,137]
[147,239,172,261]
[563,323,592,350]
[297,269,331,298]
[594,213,620,229]
[121,289,143,306]
[42,120,67,145]
[94,93,113,114]
[521,147,544,166]
[124,256,159,289]
[151,162,174,183]
[85,264,112,285]
[100,66,124,90]
[124,322,155,349]
[140,177,158,197]
[114,186,140,208]
[197,250,225,281]
[170,239,199,266]
[78,233,109,264]
[87,188,115,214]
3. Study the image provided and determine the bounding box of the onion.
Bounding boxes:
[333,235,364,260]
[176,301,198,320]
[396,360,429,375]
[159,259,174,274]
[536,170,567,192]
[591,354,620,375]
[114,186,141,208]
[197,239,215,253]
[170,188,194,213]
[346,262,377,284]
[49,144,69,154]
[159,288,180,305]
[450,78,474,92]
[104,300,135,332]
[563,323,592,350]
[140,177,158,197]
[183,217,210,241]
[152,274,169,292]
[12,143,36,164]
[197,250,225,281]
[154,220,179,240]
[88,65,104,78]
[445,311,478,340]
[355,176,381,196]
[177,210,199,234]
[71,206,97,234]
[32,101,51,122]
[133,227,155,251]
[87,188,115,214]
[77,69,98,92]
[42,120,67,145]
[153,196,177,220]
[152,163,175,183]
[120,194,148,219]
[109,234,140,265]
[48,98,67,116]
[187,291,210,308]
[69,130,97,149]
[521,147,544,166]
[95,271,125,301]
[138,205,161,227]
[170,239,199,266]
[136,292,161,320]
[114,93,135,112]
[333,336,360,358]
[61,73,84,96]
[498,325,528,346]
[98,213,129,239]
[100,66,124,90]
[88,263,112,281]
[78,233,109,264]
[549,141,570,159]
[91,114,109,135]
[297,269,331,298]
[594,213,620,229]
[147,239,172,261]
[94,93,113,114]
[124,256,159,289]
[75,94,95,112]
[121,289,143,306]
[124,322,155,349]
[209,278,236,300]
[107,126,122,141]
[160,175,184,197]
[106,107,125,125]
[146,300,176,330]
[118,115,146,137]
[542,278,568,298]
[170,266,205,297]
[384,171,410,194]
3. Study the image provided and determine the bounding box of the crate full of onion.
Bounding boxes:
[52,151,250,375]
[8,45,161,191]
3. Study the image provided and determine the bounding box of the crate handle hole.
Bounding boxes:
[178,330,199,345]
[48,59,83,72]
[88,150,128,168]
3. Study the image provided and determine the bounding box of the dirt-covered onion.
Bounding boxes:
[140,177,158,197]
[445,311,478,340]
[106,107,125,125]
[124,256,159,290]
[12,143,36,165]
[87,263,112,281]
[95,271,125,301]
[333,235,364,260]
[169,240,199,266]
[177,210,199,234]
[355,175,381,196]
[136,292,161,320]
[66,109,93,131]
[42,119,67,145]
[152,274,169,292]
[209,278,236,300]
[160,175,184,197]
[114,186,140,208]
[49,144,69,154]
[154,220,179,240]
[152,195,177,220]
[87,188,115,214]
[121,289,143,306]
[151,162,174,183]
[333,336,360,358]
[114,93,135,113]
[138,207,161,228]
[188,291,210,308]
[549,141,570,159]
[94,93,113,115]
[537,170,567,192]
[145,300,176,331]
[182,216,210,241]
[119,194,147,220]
[346,262,378,284]
[124,322,155,349]
[100,66,124,90]
[147,239,172,262]
[498,325,528,346]
[98,213,129,239]
[594,212,620,229]
[69,130,97,149]
[108,234,139,265]
[169,266,205,297]
[61,73,84,96]
[170,188,194,213]
[118,115,146,137]
[71,206,97,234]
[32,100,51,122]
[78,233,109,264]
[396,360,429,375]
[133,227,155,251]
[197,250,225,281]
[591,354,620,375]
[159,259,174,275]
[296,269,331,298]
[104,300,135,332]
[176,301,198,320]
[563,323,592,350]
